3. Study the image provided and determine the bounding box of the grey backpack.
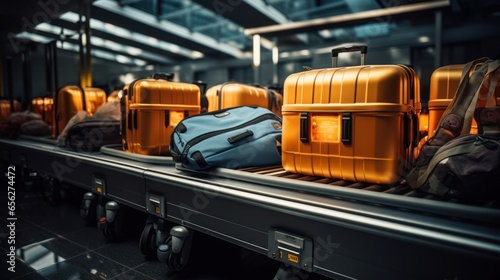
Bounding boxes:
[405,58,500,201]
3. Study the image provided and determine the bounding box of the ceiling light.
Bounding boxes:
[59,11,79,22]
[253,34,261,68]
[191,51,204,59]
[272,46,279,64]
[119,73,135,84]
[300,50,310,56]
[319,29,332,38]
[94,0,237,58]
[92,37,104,46]
[15,32,52,44]
[134,59,146,66]
[418,36,430,43]
[126,46,142,56]
[103,23,131,37]
[116,54,131,64]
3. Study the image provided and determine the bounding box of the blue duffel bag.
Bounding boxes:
[170,106,282,170]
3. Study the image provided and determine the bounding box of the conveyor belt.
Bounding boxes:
[1,136,500,280]
[175,164,500,224]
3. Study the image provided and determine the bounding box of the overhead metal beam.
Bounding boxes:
[191,0,308,44]
[48,19,179,63]
[33,28,174,65]
[93,0,246,59]
[191,0,289,28]
[244,0,451,37]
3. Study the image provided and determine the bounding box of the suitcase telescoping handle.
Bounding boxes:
[153,72,174,81]
[331,43,368,67]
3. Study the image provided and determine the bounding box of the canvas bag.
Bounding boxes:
[170,106,282,170]
[405,58,500,200]
[61,100,122,152]
[65,120,121,152]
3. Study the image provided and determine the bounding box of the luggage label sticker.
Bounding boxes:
[311,114,340,143]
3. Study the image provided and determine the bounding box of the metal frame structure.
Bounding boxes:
[2,136,499,279]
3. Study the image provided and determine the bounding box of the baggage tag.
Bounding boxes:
[165,110,187,128]
[311,114,341,143]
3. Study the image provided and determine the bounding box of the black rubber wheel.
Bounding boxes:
[139,223,156,257]
[80,198,97,226]
[166,238,186,272]
[101,221,116,242]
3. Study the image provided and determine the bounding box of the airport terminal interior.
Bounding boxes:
[1,0,500,279]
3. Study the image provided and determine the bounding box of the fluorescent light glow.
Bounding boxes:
[92,37,104,46]
[93,1,239,58]
[134,58,146,66]
[253,35,261,68]
[192,51,204,59]
[126,46,142,56]
[58,11,201,59]
[15,32,52,44]
[16,238,66,271]
[59,11,79,22]
[300,50,310,56]
[319,29,332,38]
[260,36,274,50]
[104,23,131,37]
[55,41,145,66]
[120,73,136,84]
[116,54,131,64]
[31,19,173,64]
[272,46,279,64]
[418,36,430,43]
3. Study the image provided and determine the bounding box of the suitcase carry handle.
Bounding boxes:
[153,72,174,81]
[331,43,368,67]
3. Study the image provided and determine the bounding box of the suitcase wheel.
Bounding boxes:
[140,222,157,257]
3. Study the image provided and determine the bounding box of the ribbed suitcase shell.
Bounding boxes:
[0,100,21,121]
[52,86,107,138]
[107,90,121,103]
[428,64,464,137]
[31,97,54,126]
[427,64,500,137]
[282,65,420,185]
[206,83,282,117]
[122,78,200,155]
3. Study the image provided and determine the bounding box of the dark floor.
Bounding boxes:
[0,169,331,280]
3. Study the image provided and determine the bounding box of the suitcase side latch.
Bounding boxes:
[300,112,309,143]
[341,112,352,145]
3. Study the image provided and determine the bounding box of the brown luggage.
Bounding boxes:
[281,43,421,185]
[52,86,107,138]
[206,83,282,117]
[121,73,200,155]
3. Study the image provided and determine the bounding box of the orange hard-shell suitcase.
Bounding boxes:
[282,43,421,185]
[206,83,282,117]
[121,73,200,155]
[107,90,121,103]
[427,64,500,137]
[52,86,107,138]
[0,100,21,121]
[428,64,464,138]
[31,96,54,126]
